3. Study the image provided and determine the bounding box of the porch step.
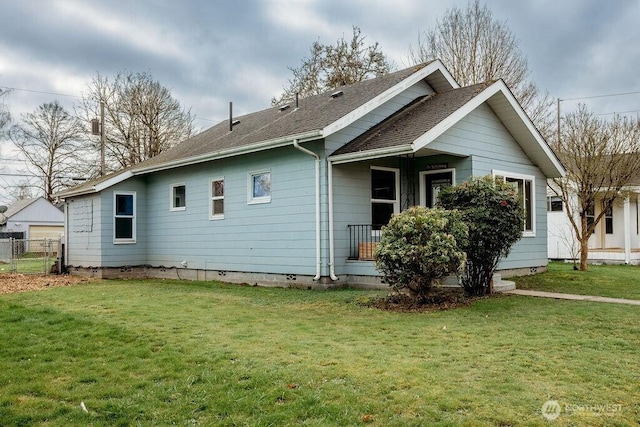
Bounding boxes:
[440,273,516,292]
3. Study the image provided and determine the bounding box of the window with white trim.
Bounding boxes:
[586,203,595,234]
[371,166,399,230]
[248,170,271,204]
[493,171,535,236]
[170,183,186,211]
[604,202,613,234]
[114,191,136,243]
[210,178,224,219]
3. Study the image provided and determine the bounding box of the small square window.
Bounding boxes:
[248,170,271,204]
[171,184,186,211]
[547,196,563,212]
[210,178,224,219]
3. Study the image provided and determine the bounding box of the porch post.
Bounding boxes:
[624,196,631,264]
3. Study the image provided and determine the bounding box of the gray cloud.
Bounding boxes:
[1,0,639,203]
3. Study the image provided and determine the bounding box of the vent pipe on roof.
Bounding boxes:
[295,92,299,109]
[229,101,233,131]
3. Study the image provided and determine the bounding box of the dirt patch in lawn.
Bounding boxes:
[362,288,484,312]
[0,273,93,295]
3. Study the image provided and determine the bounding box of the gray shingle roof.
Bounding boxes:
[331,82,493,156]
[135,63,432,170]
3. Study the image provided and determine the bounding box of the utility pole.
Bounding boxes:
[91,101,106,176]
[557,97,561,145]
[100,101,105,176]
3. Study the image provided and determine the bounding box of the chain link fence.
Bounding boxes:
[0,238,62,274]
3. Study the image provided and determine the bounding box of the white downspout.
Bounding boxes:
[328,159,339,280]
[292,139,321,280]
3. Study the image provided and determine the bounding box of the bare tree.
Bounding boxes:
[272,26,393,106]
[408,0,555,138]
[551,104,640,270]
[77,71,195,171]
[9,101,90,201]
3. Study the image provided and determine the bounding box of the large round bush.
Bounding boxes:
[374,206,468,297]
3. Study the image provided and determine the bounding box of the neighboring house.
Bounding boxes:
[547,179,640,264]
[56,60,564,288]
[0,197,64,240]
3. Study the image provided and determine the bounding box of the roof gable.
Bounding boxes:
[2,198,39,220]
[330,80,565,178]
[331,82,491,157]
[1,197,64,225]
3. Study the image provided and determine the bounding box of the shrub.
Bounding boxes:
[374,206,468,298]
[438,176,524,296]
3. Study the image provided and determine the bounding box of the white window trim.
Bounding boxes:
[170,183,186,212]
[492,169,536,237]
[419,168,456,207]
[113,191,136,244]
[210,176,225,220]
[371,166,400,211]
[247,169,271,205]
[370,166,400,236]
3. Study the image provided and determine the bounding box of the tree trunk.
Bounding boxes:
[579,231,589,271]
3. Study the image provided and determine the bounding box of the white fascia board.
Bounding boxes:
[328,145,413,165]
[132,130,323,175]
[95,170,135,192]
[56,170,135,198]
[322,60,459,138]
[412,80,566,178]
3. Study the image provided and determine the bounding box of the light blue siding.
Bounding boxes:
[143,146,318,275]
[429,103,548,269]
[332,102,550,277]
[66,194,103,266]
[101,178,148,266]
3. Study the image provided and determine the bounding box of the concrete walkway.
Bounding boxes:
[505,289,640,306]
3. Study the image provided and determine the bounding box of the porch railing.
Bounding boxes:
[347,225,382,260]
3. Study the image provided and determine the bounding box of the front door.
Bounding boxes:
[422,170,454,208]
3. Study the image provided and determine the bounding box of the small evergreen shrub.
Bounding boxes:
[438,176,524,296]
[374,206,468,298]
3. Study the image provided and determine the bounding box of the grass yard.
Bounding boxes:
[0,257,56,275]
[515,261,640,300]
[0,277,638,426]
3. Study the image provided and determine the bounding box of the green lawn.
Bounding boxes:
[0,257,55,275]
[0,278,638,426]
[514,261,640,300]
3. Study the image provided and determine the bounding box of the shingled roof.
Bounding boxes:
[332,82,492,156]
[134,63,435,171]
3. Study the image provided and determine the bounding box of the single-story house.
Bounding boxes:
[547,179,640,264]
[56,60,565,288]
[0,197,64,240]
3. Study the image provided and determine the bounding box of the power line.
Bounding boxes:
[561,90,640,102]
[0,172,34,177]
[595,109,640,117]
[0,85,81,99]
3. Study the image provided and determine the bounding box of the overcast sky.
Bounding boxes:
[1,0,639,205]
